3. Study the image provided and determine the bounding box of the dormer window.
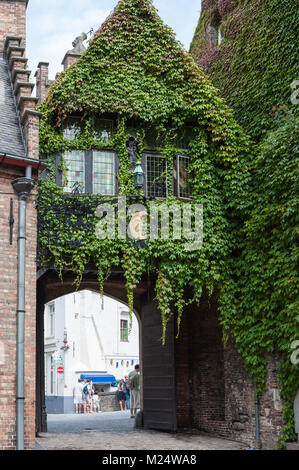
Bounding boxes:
[93,118,113,142]
[206,11,223,48]
[63,116,114,142]
[63,117,83,140]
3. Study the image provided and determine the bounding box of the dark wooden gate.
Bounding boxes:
[141,292,177,431]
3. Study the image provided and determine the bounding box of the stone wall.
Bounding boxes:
[175,293,284,449]
[45,392,121,414]
[99,392,121,412]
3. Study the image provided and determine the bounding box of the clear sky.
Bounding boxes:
[26,0,202,81]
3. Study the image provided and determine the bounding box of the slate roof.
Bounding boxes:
[0,53,26,158]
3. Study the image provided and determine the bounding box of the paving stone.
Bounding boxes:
[36,412,244,451]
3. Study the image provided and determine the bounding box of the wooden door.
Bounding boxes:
[141,293,177,431]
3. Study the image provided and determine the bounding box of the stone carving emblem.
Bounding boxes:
[69,33,87,55]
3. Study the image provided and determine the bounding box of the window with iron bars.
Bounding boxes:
[143,153,191,199]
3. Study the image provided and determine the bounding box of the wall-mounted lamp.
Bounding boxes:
[133,162,144,191]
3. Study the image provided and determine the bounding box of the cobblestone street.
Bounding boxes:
[36,412,245,451]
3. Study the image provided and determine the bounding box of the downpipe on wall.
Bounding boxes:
[254,382,262,450]
[11,166,35,450]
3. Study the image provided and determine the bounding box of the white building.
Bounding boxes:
[44,290,139,413]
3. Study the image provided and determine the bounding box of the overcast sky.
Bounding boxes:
[26,0,202,81]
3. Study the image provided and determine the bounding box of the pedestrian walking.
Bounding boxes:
[127,364,140,418]
[73,378,83,414]
[117,379,127,411]
[83,379,92,413]
[124,375,130,410]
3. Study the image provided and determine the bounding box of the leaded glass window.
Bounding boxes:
[63,150,85,193]
[93,151,116,195]
[63,117,82,141]
[93,118,113,142]
[145,153,167,198]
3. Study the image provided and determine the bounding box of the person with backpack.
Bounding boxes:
[82,379,91,413]
[127,364,140,419]
[124,375,130,410]
[117,379,127,411]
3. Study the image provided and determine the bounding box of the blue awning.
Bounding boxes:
[80,373,116,385]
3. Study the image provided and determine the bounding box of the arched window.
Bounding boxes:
[206,12,223,48]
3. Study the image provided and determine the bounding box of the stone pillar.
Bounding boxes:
[35,62,52,104]
[61,52,82,71]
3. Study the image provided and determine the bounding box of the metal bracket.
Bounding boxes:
[9,198,14,245]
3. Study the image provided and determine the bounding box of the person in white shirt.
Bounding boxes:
[73,378,83,413]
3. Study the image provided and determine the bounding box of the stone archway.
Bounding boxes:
[36,267,177,435]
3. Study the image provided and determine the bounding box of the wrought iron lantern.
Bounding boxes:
[133,161,144,190]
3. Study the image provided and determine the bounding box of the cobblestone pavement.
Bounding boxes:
[36,412,245,451]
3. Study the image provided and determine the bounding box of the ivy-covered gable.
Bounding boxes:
[44,0,244,138]
[38,0,254,384]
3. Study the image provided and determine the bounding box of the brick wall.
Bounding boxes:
[0,165,37,450]
[175,292,284,449]
[0,0,27,53]
[0,2,39,448]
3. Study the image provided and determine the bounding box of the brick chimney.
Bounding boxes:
[0,0,28,53]
[34,62,54,105]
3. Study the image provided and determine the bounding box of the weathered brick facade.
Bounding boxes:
[0,168,37,449]
[0,0,41,450]
[175,293,284,449]
[0,0,27,53]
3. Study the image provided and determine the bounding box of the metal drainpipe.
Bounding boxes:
[11,166,35,450]
[254,382,261,449]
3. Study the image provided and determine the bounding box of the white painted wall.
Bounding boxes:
[44,290,139,402]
